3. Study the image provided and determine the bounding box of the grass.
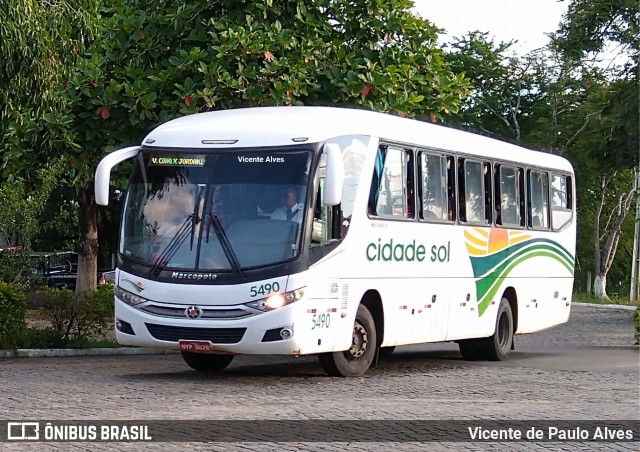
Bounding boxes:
[572,292,637,306]
[15,327,118,349]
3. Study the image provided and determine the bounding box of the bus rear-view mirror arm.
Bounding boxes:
[94,146,141,206]
[322,143,344,206]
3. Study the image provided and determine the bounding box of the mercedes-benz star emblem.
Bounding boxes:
[185,306,202,319]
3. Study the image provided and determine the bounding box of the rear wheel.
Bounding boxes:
[318,304,377,377]
[181,352,234,372]
[482,297,513,361]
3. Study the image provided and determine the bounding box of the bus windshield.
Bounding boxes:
[120,149,312,272]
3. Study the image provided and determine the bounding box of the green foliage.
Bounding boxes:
[15,328,66,349]
[443,32,600,153]
[0,283,27,349]
[0,251,44,289]
[444,32,532,140]
[34,187,79,253]
[29,285,114,345]
[442,9,638,299]
[2,0,469,293]
[0,159,65,248]
[14,327,118,349]
[0,0,99,116]
[44,0,468,187]
[573,292,634,306]
[573,77,638,170]
[555,0,639,60]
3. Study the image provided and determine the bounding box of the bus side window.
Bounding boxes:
[311,178,325,245]
[496,164,521,227]
[483,162,493,224]
[551,174,573,231]
[518,167,525,227]
[457,158,466,222]
[311,176,342,247]
[527,170,550,229]
[369,147,413,219]
[309,172,345,267]
[464,159,485,223]
[419,151,452,222]
[457,158,485,224]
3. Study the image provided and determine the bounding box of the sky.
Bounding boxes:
[412,0,569,54]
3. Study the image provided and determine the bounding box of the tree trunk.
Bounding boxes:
[592,173,636,299]
[593,274,608,299]
[76,182,98,292]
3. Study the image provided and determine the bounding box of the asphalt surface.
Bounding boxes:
[0,303,637,451]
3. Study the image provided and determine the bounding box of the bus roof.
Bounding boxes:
[143,106,573,173]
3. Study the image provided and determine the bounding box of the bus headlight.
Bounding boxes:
[114,285,149,307]
[245,288,305,312]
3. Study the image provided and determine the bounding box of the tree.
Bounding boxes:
[554,0,638,63]
[0,0,98,116]
[554,0,639,298]
[444,32,601,155]
[445,2,638,299]
[569,78,638,298]
[0,162,64,285]
[0,0,98,180]
[0,162,63,250]
[4,0,469,291]
[444,32,539,142]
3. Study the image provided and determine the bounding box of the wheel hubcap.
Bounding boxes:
[347,322,368,360]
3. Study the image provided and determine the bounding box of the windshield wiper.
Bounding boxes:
[207,213,247,281]
[149,186,205,276]
[190,186,204,251]
[148,215,196,276]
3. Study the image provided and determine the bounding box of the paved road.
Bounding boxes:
[0,303,638,451]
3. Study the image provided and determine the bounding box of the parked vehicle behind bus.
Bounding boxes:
[95,106,576,377]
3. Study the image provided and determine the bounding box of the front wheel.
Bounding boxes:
[181,352,234,372]
[482,297,513,361]
[318,304,377,377]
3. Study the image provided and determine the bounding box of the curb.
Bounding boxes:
[0,348,179,359]
[573,302,637,312]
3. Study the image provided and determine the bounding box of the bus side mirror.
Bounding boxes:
[322,143,344,206]
[95,146,141,205]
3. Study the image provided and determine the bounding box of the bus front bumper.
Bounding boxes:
[113,297,345,355]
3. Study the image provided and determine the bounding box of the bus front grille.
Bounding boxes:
[139,304,253,320]
[145,323,246,344]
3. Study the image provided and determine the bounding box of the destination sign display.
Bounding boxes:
[149,155,206,167]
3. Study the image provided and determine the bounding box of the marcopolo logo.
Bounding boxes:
[171,272,217,280]
[366,238,427,262]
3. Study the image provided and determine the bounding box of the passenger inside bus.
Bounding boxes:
[458,195,466,222]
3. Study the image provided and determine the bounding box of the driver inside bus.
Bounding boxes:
[270,186,303,222]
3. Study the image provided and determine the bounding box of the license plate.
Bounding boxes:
[178,340,212,353]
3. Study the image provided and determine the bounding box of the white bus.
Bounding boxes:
[95,106,576,377]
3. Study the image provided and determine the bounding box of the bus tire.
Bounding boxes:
[482,297,513,361]
[458,339,485,360]
[318,304,377,377]
[181,352,234,372]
